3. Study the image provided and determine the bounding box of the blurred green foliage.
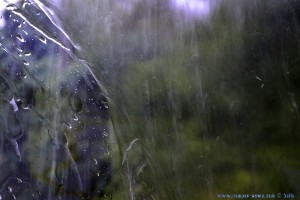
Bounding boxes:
[52,0,300,199]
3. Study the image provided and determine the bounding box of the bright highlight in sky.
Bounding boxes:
[172,0,211,17]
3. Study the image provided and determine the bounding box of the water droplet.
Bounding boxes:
[16,177,22,183]
[72,114,78,121]
[103,131,108,137]
[22,29,28,35]
[23,60,29,66]
[101,99,109,109]
[16,47,22,52]
[69,95,84,113]
[62,121,72,129]
[16,99,24,107]
[126,139,139,151]
[6,4,17,11]
[6,186,12,193]
[93,158,98,165]
[16,34,25,42]
[24,52,31,56]
[22,2,31,9]
[21,105,30,110]
[38,35,47,44]
[255,76,262,81]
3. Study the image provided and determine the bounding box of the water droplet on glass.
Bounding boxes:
[22,2,31,9]
[24,52,31,56]
[126,139,139,151]
[16,177,22,183]
[22,29,28,35]
[23,60,29,66]
[6,4,17,11]
[72,114,78,121]
[103,131,108,137]
[100,99,109,109]
[16,34,25,42]
[21,105,30,110]
[6,186,12,193]
[93,158,98,165]
[16,47,22,52]
[62,121,72,129]
[69,95,84,113]
[255,76,262,81]
[38,35,47,44]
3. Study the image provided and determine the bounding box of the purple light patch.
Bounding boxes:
[172,0,211,18]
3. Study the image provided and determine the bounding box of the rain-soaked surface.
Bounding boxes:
[0,0,300,199]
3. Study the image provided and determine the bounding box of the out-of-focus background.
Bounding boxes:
[1,0,300,199]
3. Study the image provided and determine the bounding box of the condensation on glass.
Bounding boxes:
[0,1,111,199]
[1,0,300,200]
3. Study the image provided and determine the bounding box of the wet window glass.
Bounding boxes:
[0,0,299,199]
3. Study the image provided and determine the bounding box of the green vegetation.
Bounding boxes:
[28,0,300,199]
